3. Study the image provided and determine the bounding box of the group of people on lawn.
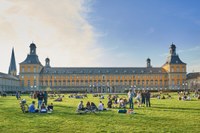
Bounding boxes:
[77,100,106,112]
[77,89,151,113]
[28,91,53,113]
[128,90,151,109]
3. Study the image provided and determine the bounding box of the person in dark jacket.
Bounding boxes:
[141,90,146,106]
[37,91,44,109]
[146,91,151,107]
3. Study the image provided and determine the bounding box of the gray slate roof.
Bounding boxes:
[187,72,200,80]
[8,48,17,73]
[40,67,167,75]
[0,72,19,80]
[164,55,186,65]
[20,54,42,65]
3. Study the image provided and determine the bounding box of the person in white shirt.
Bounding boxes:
[98,101,104,111]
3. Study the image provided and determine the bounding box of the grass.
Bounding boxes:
[0,93,200,133]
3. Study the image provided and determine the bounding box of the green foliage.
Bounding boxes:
[0,93,199,133]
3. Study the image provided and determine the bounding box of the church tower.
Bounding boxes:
[19,43,43,90]
[146,58,151,68]
[8,48,17,76]
[45,58,51,68]
[162,43,187,90]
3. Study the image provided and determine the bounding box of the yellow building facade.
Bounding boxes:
[19,43,186,92]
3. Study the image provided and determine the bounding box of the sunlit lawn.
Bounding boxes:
[0,93,200,133]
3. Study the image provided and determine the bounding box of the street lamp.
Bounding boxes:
[89,84,92,93]
[185,82,188,91]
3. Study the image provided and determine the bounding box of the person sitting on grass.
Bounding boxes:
[86,101,91,110]
[40,103,47,113]
[77,101,85,111]
[28,101,38,113]
[91,102,98,111]
[98,101,104,111]
[47,103,54,111]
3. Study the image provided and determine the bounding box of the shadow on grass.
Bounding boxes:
[151,106,200,111]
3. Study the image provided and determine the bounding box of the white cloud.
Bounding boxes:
[0,0,103,73]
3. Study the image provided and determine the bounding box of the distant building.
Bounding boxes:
[19,43,187,92]
[0,48,20,92]
[186,72,200,91]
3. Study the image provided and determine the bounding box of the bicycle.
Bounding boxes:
[20,99,29,113]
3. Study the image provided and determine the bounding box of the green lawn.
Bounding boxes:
[0,93,200,133]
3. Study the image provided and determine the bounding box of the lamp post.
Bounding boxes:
[89,84,92,93]
[185,82,188,91]
[31,86,33,92]
[182,83,185,91]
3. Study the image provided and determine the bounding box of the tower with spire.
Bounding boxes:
[162,43,187,90]
[8,48,17,76]
[19,42,43,90]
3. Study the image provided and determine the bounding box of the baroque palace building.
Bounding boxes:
[19,43,187,93]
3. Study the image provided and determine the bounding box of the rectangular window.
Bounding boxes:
[21,80,24,87]
[54,81,57,86]
[45,81,48,86]
[133,80,136,85]
[177,80,180,85]
[142,80,144,85]
[63,80,66,86]
[177,67,180,72]
[34,80,36,86]
[171,67,174,72]
[28,80,30,87]
[120,80,123,85]
[150,80,153,85]
[182,66,185,72]
[137,80,140,85]
[22,67,24,72]
[34,67,36,73]
[165,80,168,86]
[28,67,30,72]
[172,80,174,86]
[146,80,149,85]
[50,81,52,87]
[160,80,162,86]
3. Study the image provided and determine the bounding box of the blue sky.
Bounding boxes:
[88,0,200,72]
[0,0,200,73]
